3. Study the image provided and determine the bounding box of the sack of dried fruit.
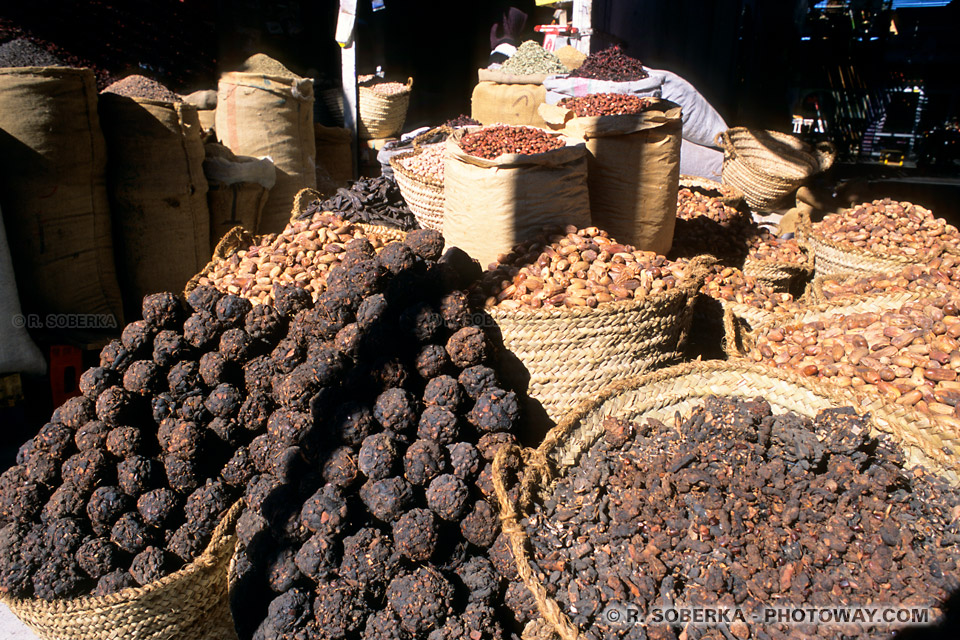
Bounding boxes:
[539,96,681,255]
[444,125,591,268]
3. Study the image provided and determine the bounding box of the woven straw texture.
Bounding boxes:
[493,360,960,640]
[718,128,835,211]
[3,501,243,640]
[799,217,928,280]
[679,174,744,209]
[358,78,412,140]
[742,246,814,293]
[488,259,710,422]
[390,147,445,232]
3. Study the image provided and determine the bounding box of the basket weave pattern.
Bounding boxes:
[3,501,243,640]
[390,148,444,232]
[801,224,922,279]
[358,78,412,140]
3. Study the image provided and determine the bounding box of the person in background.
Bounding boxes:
[488,7,527,66]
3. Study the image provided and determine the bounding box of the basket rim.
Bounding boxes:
[801,219,951,267]
[389,148,445,188]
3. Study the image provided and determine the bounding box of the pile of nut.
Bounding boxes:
[520,396,960,639]
[459,125,564,160]
[814,198,960,259]
[476,226,692,310]
[557,94,656,117]
[195,214,397,307]
[746,229,807,266]
[366,81,409,96]
[700,266,794,312]
[396,143,445,181]
[817,254,960,301]
[748,297,960,426]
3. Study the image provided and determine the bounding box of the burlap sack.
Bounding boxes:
[443,128,591,267]
[99,94,210,316]
[471,81,548,128]
[203,142,276,253]
[0,203,45,376]
[0,67,123,321]
[216,72,316,234]
[540,100,682,254]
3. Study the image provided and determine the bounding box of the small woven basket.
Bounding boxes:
[487,257,710,424]
[741,244,814,293]
[390,147,445,232]
[493,360,960,640]
[679,174,745,209]
[2,501,243,640]
[717,128,835,211]
[358,77,412,140]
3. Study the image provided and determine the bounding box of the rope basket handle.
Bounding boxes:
[291,188,323,221]
[412,125,454,151]
[814,141,837,172]
[715,130,736,159]
[493,445,581,640]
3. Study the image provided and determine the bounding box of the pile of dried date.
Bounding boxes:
[700,266,794,312]
[557,94,656,117]
[475,226,693,310]
[671,190,756,266]
[746,229,807,267]
[817,254,960,302]
[459,125,564,160]
[812,198,960,259]
[516,395,960,639]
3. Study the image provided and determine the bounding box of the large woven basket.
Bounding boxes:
[493,360,960,640]
[741,245,814,293]
[358,77,412,140]
[3,501,243,640]
[717,128,835,211]
[487,257,710,426]
[390,146,445,232]
[679,174,744,209]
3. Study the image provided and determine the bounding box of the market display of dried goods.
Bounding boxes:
[516,396,960,639]
[365,81,409,96]
[459,125,564,160]
[567,45,649,82]
[395,143,445,182]
[557,93,656,117]
[475,226,693,310]
[194,213,402,306]
[101,74,181,102]
[815,254,960,302]
[671,189,755,265]
[299,178,418,231]
[500,41,567,76]
[746,228,806,266]
[700,265,794,312]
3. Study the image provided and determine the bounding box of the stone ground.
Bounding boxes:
[0,602,39,639]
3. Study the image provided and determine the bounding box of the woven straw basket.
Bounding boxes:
[487,257,710,424]
[679,174,744,209]
[390,147,445,232]
[717,128,835,211]
[3,501,243,640]
[493,360,960,640]
[742,246,814,293]
[358,77,412,140]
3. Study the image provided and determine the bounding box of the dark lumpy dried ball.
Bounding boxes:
[374,388,418,433]
[152,330,190,368]
[418,406,460,445]
[93,568,137,596]
[327,259,385,304]
[313,579,369,639]
[24,449,60,486]
[392,508,437,563]
[267,409,312,446]
[130,546,170,585]
[477,432,519,461]
[33,557,88,600]
[221,446,255,488]
[244,303,284,342]
[358,432,399,480]
[446,326,488,368]
[455,556,500,603]
[137,488,180,528]
[404,439,446,486]
[312,291,356,336]
[468,388,520,433]
[215,294,252,328]
[248,434,279,475]
[273,284,313,318]
[118,455,158,497]
[423,376,463,411]
[177,393,210,423]
[99,339,129,371]
[457,366,498,401]
[301,484,348,534]
[378,242,418,275]
[17,522,46,567]
[106,426,142,458]
[41,485,85,522]
[44,517,85,558]
[87,485,132,531]
[31,423,72,462]
[161,420,203,460]
[111,512,156,554]
[187,284,223,314]
[76,537,123,580]
[488,532,519,580]
[268,445,306,490]
[59,395,96,429]
[243,356,274,395]
[15,441,33,466]
[163,454,201,494]
[369,357,409,392]
[275,365,321,409]
[219,328,254,362]
[334,322,361,358]
[322,446,359,488]
[356,293,390,330]
[270,338,305,375]
[400,303,444,343]
[166,522,208,563]
[142,292,183,329]
[183,311,222,350]
[7,483,45,523]
[199,351,233,388]
[205,383,242,419]
[504,580,538,625]
[96,386,135,426]
[62,449,111,494]
[266,546,302,594]
[208,417,241,447]
[80,367,119,399]
[121,320,155,355]
[168,361,202,397]
[332,402,376,447]
[415,344,450,380]
[340,527,399,590]
[152,393,177,425]
[387,567,454,635]
[362,610,406,640]
[360,477,414,522]
[237,392,272,433]
[460,500,499,548]
[405,229,445,262]
[295,530,338,584]
[425,474,470,521]
[257,588,313,639]
[447,442,481,480]
[474,464,495,501]
[184,480,231,532]
[305,342,346,383]
[438,291,472,331]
